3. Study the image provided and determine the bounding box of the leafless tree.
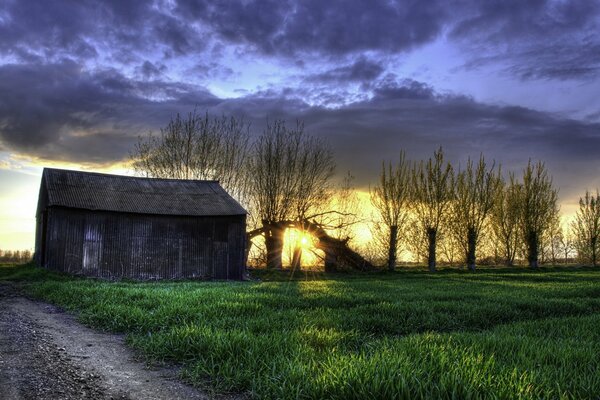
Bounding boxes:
[131,111,251,202]
[367,220,396,266]
[410,147,454,272]
[559,226,575,264]
[438,231,461,267]
[541,211,561,265]
[289,146,341,270]
[370,151,412,271]
[330,172,361,241]
[571,190,600,266]
[247,120,335,269]
[356,235,388,267]
[451,156,502,271]
[405,222,428,264]
[490,174,522,266]
[520,160,559,268]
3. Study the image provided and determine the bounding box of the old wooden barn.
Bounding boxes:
[34,168,247,280]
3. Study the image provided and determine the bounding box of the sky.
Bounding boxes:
[1,0,600,250]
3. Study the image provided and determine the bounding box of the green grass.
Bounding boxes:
[2,264,600,399]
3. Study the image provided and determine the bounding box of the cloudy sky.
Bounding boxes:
[1,0,600,249]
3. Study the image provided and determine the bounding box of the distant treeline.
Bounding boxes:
[0,249,33,263]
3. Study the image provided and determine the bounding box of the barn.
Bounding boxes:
[34,168,247,280]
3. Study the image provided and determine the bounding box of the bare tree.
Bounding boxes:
[131,111,250,202]
[367,220,396,266]
[247,120,335,269]
[410,148,454,272]
[330,172,361,241]
[490,174,521,266]
[520,160,559,268]
[290,130,337,270]
[405,222,428,264]
[559,226,575,264]
[370,151,412,271]
[293,172,364,270]
[541,211,561,265]
[451,155,502,271]
[438,231,461,267]
[571,190,600,266]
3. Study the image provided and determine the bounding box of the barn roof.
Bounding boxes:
[39,168,247,217]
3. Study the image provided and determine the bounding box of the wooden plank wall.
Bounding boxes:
[43,207,246,280]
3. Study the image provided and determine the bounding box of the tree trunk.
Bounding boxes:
[427,227,437,272]
[540,241,546,264]
[257,218,373,272]
[527,230,539,268]
[245,241,251,267]
[265,223,285,269]
[291,246,302,271]
[466,227,476,272]
[504,240,513,266]
[387,225,398,271]
[324,250,337,272]
[591,237,597,267]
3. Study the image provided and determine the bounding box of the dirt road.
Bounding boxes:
[0,283,213,400]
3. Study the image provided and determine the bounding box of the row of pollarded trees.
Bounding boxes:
[571,190,600,266]
[371,148,560,271]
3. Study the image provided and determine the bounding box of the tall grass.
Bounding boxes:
[3,264,600,399]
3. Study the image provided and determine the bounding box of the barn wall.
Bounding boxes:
[44,207,246,280]
[34,180,49,266]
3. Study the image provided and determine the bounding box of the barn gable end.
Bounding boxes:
[35,168,247,280]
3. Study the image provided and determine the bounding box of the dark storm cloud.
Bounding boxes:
[452,0,598,44]
[138,61,167,79]
[2,0,598,83]
[174,0,448,56]
[0,1,205,65]
[371,77,436,100]
[171,0,600,80]
[451,0,600,80]
[0,1,141,60]
[1,59,599,201]
[153,15,194,56]
[0,61,218,163]
[5,0,442,64]
[307,57,385,83]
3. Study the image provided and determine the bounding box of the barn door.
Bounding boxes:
[83,220,102,274]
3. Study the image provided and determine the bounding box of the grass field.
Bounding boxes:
[2,264,600,399]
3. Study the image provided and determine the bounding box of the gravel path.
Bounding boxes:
[0,283,217,400]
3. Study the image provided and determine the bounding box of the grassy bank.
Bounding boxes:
[2,264,600,399]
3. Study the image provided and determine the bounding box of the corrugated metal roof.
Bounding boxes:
[41,168,247,216]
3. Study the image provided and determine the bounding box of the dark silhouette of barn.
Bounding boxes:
[34,168,247,280]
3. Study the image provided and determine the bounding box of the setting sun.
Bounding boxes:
[282,228,322,267]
